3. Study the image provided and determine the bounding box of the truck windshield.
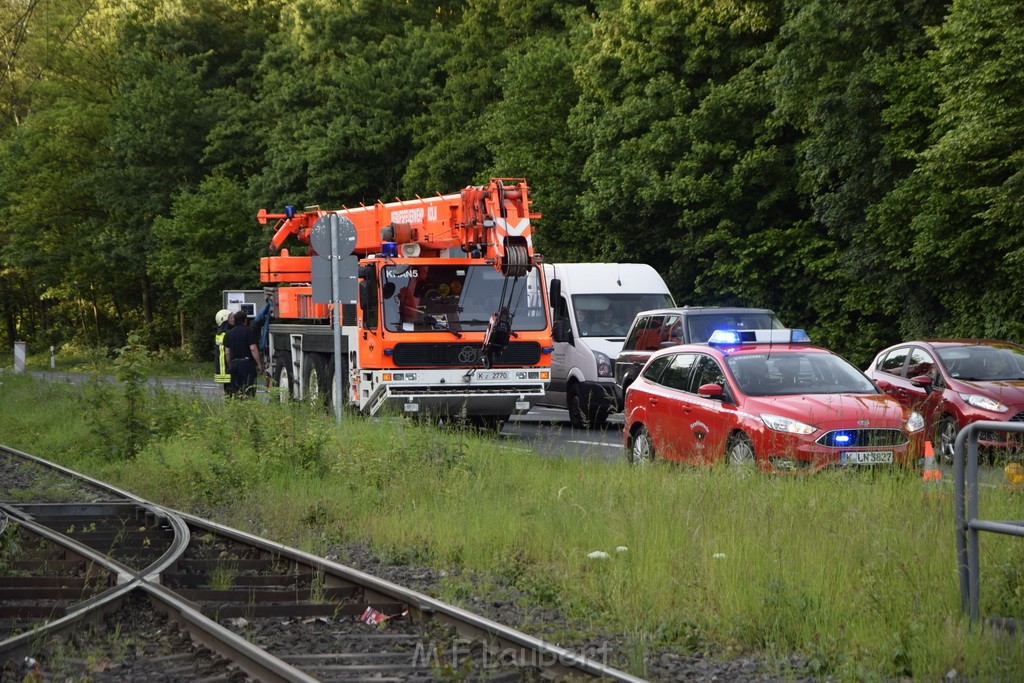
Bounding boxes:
[573,293,673,338]
[381,264,547,333]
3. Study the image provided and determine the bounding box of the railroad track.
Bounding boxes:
[0,444,644,682]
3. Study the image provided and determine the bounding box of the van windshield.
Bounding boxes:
[574,293,673,338]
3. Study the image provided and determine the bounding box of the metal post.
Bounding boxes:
[50,345,55,369]
[954,428,969,616]
[967,434,981,622]
[13,341,26,373]
[329,214,344,425]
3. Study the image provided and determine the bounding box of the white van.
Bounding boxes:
[543,263,674,428]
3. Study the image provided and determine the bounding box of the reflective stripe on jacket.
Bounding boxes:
[214,331,230,383]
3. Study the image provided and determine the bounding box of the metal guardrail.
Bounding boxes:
[953,420,1024,623]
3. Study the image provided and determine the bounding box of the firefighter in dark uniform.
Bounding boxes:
[224,310,262,397]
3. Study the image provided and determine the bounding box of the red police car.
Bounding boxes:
[623,329,925,472]
[865,339,1024,462]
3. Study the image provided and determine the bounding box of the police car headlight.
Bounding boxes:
[761,414,816,435]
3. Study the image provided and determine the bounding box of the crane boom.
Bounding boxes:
[251,178,553,423]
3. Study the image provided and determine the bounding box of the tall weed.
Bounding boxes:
[0,375,1023,680]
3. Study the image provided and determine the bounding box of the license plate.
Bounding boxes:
[841,451,893,465]
[475,371,509,380]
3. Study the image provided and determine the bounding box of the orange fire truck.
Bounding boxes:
[255,178,553,427]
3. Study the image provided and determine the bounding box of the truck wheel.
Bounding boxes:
[303,353,334,406]
[568,385,608,429]
[273,353,295,402]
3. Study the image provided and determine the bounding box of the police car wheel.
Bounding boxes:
[629,426,654,465]
[727,433,755,468]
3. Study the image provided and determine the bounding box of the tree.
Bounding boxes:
[892,0,1024,341]
[250,0,448,208]
[484,23,593,259]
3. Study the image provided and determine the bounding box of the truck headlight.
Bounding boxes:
[595,351,612,378]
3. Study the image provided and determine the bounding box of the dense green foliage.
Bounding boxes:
[2,371,1024,679]
[2,0,1021,365]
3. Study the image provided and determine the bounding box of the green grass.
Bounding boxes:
[0,370,1022,680]
[3,342,206,378]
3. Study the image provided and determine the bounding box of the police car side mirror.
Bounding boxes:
[698,383,723,399]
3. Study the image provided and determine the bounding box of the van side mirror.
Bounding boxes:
[552,318,573,344]
[548,278,561,307]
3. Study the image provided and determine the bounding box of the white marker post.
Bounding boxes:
[13,341,26,373]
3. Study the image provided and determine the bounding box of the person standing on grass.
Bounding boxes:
[224,310,261,397]
[214,309,234,394]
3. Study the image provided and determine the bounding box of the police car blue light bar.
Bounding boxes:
[708,328,811,345]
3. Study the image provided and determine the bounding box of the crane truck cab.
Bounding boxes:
[254,178,554,429]
[541,263,674,429]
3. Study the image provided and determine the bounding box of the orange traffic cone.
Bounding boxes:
[922,441,943,482]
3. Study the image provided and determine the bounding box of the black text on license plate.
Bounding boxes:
[841,451,893,465]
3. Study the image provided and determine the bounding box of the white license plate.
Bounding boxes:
[841,451,893,465]
[475,371,509,380]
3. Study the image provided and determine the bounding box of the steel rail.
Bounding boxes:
[138,580,320,683]
[177,510,647,682]
[0,505,136,658]
[3,443,644,681]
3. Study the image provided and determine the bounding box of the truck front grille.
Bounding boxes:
[392,342,541,368]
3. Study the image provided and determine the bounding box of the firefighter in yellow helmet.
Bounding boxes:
[214,309,233,391]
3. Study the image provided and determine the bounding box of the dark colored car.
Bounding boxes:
[613,307,784,409]
[623,329,925,472]
[865,339,1024,462]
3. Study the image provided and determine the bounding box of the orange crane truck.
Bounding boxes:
[256,178,554,428]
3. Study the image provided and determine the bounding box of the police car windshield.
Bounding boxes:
[726,352,878,396]
[381,265,547,333]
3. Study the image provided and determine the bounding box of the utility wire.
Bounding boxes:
[18,0,99,98]
[0,0,40,43]
[1,0,98,109]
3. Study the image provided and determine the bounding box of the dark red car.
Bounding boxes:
[623,329,925,472]
[865,339,1024,462]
